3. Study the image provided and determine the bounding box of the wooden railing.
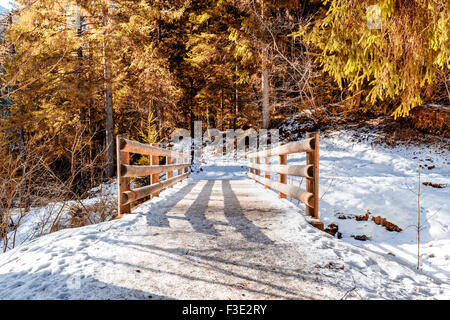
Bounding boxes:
[246,132,319,219]
[116,135,191,218]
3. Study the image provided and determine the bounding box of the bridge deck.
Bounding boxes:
[117,177,344,299]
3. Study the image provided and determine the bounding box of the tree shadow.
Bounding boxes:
[145,180,274,245]
[145,181,199,227]
[0,270,171,300]
[222,180,274,245]
[184,180,220,236]
[86,238,321,299]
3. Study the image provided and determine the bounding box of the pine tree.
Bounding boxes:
[302,0,449,117]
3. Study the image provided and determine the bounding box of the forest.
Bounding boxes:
[0,0,448,236]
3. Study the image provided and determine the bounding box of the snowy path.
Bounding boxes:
[0,168,448,299]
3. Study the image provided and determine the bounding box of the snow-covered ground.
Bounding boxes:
[280,129,449,284]
[1,181,119,252]
[0,127,448,299]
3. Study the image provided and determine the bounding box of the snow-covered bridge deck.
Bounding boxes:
[130,177,341,299]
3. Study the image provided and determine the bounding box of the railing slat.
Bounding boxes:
[247,163,313,178]
[247,172,314,207]
[119,138,185,159]
[121,172,190,206]
[121,163,190,178]
[246,138,315,159]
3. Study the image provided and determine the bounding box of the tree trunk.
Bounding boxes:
[261,4,270,129]
[261,50,270,129]
[19,126,30,211]
[189,80,195,163]
[159,104,164,140]
[76,7,87,192]
[103,5,115,179]
[229,91,233,129]
[220,88,224,131]
[234,64,239,130]
[9,13,30,211]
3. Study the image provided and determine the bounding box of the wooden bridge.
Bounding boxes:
[108,133,339,299]
[0,133,440,300]
[115,132,320,224]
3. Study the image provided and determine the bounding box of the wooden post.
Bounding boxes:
[278,142,287,199]
[313,131,319,219]
[264,150,270,189]
[306,132,319,218]
[116,134,131,217]
[177,156,183,177]
[246,155,250,175]
[256,156,260,177]
[184,155,189,174]
[151,143,160,197]
[167,154,173,188]
[305,133,313,217]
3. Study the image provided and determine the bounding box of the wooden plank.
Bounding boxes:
[246,138,315,159]
[119,137,184,158]
[121,172,190,206]
[116,134,131,217]
[120,163,190,178]
[247,172,313,207]
[247,163,313,178]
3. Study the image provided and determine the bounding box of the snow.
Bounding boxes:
[0,127,449,299]
[285,130,450,284]
[192,160,248,180]
[1,181,120,252]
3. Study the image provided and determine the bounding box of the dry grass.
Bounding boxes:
[62,197,117,230]
[0,131,116,252]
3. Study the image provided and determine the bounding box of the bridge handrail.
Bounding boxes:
[246,137,315,158]
[246,132,319,219]
[116,134,191,218]
[119,138,185,159]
